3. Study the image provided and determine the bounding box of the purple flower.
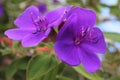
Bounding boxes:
[54,7,106,73]
[52,0,60,4]
[5,6,71,47]
[37,3,47,14]
[0,3,3,16]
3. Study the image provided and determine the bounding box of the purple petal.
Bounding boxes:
[4,29,35,41]
[22,28,51,47]
[82,27,106,53]
[56,16,74,41]
[56,14,79,41]
[14,6,41,29]
[78,48,101,73]
[55,41,80,66]
[55,14,81,66]
[45,6,72,27]
[67,7,96,28]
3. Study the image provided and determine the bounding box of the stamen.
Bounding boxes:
[74,26,91,45]
[81,26,90,38]
[74,37,81,45]
[89,29,99,43]
[82,27,85,37]
[74,32,82,45]
[30,13,47,34]
[30,13,40,31]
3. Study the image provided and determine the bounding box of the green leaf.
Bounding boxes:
[6,60,17,80]
[38,66,58,80]
[63,65,79,80]
[6,57,29,79]
[110,6,120,16]
[27,54,58,80]
[57,76,73,80]
[17,57,30,70]
[104,32,120,42]
[110,77,120,80]
[73,65,102,80]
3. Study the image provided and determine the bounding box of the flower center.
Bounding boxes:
[74,27,99,45]
[31,13,48,34]
[34,16,47,31]
[74,26,90,45]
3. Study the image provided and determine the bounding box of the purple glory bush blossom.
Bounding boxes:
[54,7,106,73]
[0,3,3,16]
[5,5,71,47]
[52,0,60,4]
[37,3,47,14]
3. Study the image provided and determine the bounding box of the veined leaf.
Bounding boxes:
[104,32,120,42]
[73,65,102,80]
[6,60,17,80]
[27,54,58,80]
[6,57,29,79]
[57,76,73,80]
[37,66,58,80]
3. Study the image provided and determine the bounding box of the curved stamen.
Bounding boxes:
[30,13,47,34]
[74,37,81,45]
[30,12,39,31]
[74,31,82,45]
[89,29,99,43]
[81,26,90,38]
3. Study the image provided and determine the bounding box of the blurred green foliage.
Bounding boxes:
[0,0,120,80]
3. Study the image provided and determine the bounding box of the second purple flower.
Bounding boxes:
[5,6,71,47]
[55,7,106,73]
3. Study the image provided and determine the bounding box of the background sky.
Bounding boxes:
[99,0,120,34]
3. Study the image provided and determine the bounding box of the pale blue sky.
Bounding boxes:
[99,0,120,34]
[100,0,118,6]
[99,21,120,33]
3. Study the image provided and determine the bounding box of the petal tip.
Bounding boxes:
[4,30,8,36]
[82,60,101,73]
[21,40,37,47]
